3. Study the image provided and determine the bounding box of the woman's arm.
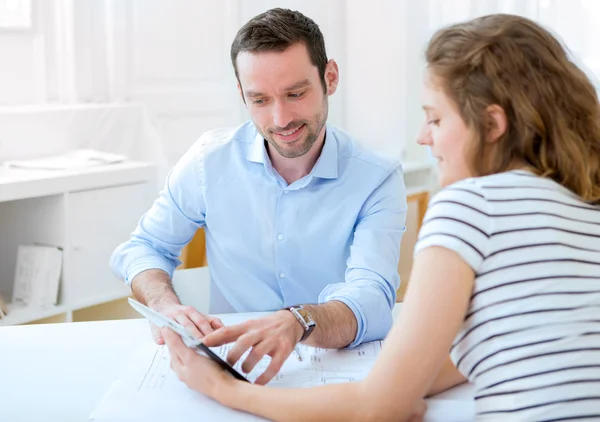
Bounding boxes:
[196,246,475,422]
[427,356,467,397]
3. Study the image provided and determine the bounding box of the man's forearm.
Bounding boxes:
[131,269,181,309]
[301,301,357,349]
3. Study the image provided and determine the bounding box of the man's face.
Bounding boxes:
[236,43,336,159]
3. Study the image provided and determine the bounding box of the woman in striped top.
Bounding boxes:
[161,14,600,421]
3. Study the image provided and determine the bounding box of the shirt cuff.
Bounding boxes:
[124,257,177,286]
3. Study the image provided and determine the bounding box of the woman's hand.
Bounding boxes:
[407,399,427,422]
[162,328,236,402]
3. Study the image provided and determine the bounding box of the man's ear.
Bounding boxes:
[237,81,246,105]
[324,59,339,96]
[486,104,507,143]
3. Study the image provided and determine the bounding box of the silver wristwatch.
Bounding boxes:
[287,305,316,342]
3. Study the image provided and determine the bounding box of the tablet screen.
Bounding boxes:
[127,298,249,383]
[194,342,249,382]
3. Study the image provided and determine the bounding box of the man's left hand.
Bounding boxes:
[202,310,304,385]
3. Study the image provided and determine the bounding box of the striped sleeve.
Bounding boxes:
[414,181,491,272]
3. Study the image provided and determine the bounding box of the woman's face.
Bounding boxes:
[417,71,475,187]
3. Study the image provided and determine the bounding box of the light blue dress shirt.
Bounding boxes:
[110,121,407,346]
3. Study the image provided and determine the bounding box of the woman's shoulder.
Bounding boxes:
[431,170,568,205]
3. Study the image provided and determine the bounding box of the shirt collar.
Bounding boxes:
[245,125,339,180]
[310,126,339,180]
[247,131,268,165]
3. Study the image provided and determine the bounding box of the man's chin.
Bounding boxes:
[268,137,308,158]
[277,147,308,159]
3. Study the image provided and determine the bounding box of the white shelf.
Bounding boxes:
[0,283,134,326]
[0,161,155,202]
[401,160,436,195]
[0,103,145,114]
[406,186,431,197]
[401,160,435,174]
[0,159,157,326]
[71,290,132,312]
[0,290,134,326]
[1,302,70,326]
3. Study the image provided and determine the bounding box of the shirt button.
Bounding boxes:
[279,272,286,279]
[283,190,289,194]
[277,234,284,240]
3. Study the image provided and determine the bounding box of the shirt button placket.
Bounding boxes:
[275,190,290,301]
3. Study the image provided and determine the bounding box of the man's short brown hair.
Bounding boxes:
[230,8,329,93]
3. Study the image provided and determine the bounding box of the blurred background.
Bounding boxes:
[0,0,598,325]
[1,0,598,168]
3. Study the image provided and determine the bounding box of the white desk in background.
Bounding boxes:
[0,307,475,422]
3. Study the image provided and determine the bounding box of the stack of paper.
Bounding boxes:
[90,341,475,421]
[12,244,62,307]
[0,292,8,318]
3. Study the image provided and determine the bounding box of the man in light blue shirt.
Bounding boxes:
[111,8,406,385]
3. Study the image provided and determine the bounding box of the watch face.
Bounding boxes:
[297,308,311,323]
[296,308,316,327]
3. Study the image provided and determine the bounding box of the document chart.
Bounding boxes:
[92,341,475,421]
[136,340,383,390]
[137,344,170,391]
[269,341,382,387]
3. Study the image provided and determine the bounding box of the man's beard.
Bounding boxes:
[260,98,328,159]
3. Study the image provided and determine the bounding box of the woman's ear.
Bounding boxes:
[486,105,507,143]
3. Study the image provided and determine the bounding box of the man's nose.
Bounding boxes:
[272,101,293,129]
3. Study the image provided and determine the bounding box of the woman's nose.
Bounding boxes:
[417,124,432,146]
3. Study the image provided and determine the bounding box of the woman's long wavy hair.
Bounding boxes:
[426,14,600,204]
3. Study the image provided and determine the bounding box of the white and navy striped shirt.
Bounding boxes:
[415,170,600,421]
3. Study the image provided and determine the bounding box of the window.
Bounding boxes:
[427,0,600,88]
[0,0,32,29]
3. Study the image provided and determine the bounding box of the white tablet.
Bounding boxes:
[128,298,249,382]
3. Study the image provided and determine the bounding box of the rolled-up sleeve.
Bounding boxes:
[319,164,407,347]
[110,139,207,285]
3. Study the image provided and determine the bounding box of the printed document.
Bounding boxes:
[90,341,475,421]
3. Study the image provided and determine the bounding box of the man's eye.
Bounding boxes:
[427,119,440,126]
[289,92,305,99]
[253,99,265,105]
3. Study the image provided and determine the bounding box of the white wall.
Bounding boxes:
[0,0,111,105]
[0,0,431,167]
[344,1,407,158]
[0,34,43,104]
[0,0,46,105]
[403,1,431,163]
[106,0,243,165]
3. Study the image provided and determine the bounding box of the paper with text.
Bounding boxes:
[90,341,475,421]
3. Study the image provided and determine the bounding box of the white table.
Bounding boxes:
[0,309,474,421]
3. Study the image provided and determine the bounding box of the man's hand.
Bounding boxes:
[202,310,304,385]
[130,269,225,344]
[150,303,224,344]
